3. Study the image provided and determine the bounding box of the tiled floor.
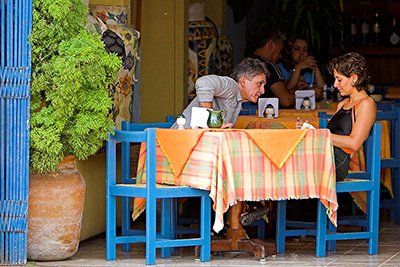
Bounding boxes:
[30,216,400,267]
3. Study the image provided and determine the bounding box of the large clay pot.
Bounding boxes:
[27,156,86,261]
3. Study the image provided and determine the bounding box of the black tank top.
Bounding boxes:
[327,107,353,136]
[327,106,353,176]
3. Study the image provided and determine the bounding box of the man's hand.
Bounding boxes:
[221,122,233,129]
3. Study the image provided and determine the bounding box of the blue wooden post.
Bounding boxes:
[0,0,32,264]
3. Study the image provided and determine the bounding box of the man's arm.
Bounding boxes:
[198,102,213,108]
[270,81,295,108]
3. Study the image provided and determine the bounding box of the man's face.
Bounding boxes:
[270,40,284,63]
[241,73,266,103]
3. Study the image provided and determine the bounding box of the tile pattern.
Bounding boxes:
[31,217,400,267]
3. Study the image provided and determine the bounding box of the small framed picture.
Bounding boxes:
[258,98,279,118]
[295,89,316,110]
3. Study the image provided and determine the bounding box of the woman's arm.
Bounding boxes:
[331,98,376,151]
[270,81,295,107]
[286,67,303,91]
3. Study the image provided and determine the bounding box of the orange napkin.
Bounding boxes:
[244,129,308,169]
[156,129,206,177]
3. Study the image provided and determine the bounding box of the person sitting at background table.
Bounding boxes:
[297,52,376,181]
[246,28,295,108]
[174,57,268,129]
[278,34,325,98]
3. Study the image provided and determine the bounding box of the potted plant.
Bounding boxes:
[27,0,121,261]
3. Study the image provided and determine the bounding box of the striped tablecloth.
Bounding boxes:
[237,113,393,202]
[133,129,337,233]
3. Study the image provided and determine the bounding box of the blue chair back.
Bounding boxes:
[240,102,257,116]
[376,110,400,224]
[376,102,400,111]
[120,121,173,184]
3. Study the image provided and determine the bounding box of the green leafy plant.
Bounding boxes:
[30,0,121,173]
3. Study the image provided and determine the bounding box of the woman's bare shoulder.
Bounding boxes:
[358,96,377,110]
[336,98,348,111]
[356,96,377,119]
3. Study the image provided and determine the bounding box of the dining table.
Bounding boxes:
[132,127,337,260]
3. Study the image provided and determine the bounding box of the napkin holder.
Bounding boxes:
[190,106,209,129]
[295,89,316,110]
[258,98,279,118]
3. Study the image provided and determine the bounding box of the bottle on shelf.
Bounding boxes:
[361,11,370,45]
[349,15,358,45]
[322,84,328,101]
[372,11,381,45]
[389,16,400,46]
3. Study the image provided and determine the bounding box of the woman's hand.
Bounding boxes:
[297,80,309,90]
[296,56,318,71]
[295,117,309,129]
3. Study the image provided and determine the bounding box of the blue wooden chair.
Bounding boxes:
[119,121,174,253]
[106,127,211,265]
[240,102,257,116]
[376,101,400,111]
[276,121,382,257]
[376,109,400,224]
[319,110,400,224]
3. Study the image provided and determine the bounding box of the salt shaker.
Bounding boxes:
[176,114,186,129]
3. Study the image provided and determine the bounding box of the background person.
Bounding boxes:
[246,28,295,108]
[278,35,325,98]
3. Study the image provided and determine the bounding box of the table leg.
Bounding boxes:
[210,201,276,260]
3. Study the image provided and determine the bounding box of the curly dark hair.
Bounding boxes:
[327,52,370,91]
[281,34,312,70]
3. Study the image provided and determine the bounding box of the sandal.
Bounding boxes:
[240,205,269,226]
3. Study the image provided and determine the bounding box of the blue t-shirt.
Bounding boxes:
[278,63,314,85]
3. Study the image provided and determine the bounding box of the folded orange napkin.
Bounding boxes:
[156,129,206,177]
[244,129,308,169]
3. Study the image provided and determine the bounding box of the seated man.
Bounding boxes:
[246,28,295,108]
[174,57,268,129]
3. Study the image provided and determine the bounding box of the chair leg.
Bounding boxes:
[257,220,266,240]
[199,194,211,262]
[146,196,157,265]
[121,196,131,252]
[392,168,400,224]
[327,220,336,251]
[276,200,287,254]
[106,195,117,261]
[368,189,380,254]
[160,198,172,258]
[316,200,328,257]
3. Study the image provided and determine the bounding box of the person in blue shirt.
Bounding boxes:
[278,35,325,97]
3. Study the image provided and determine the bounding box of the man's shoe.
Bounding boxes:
[240,206,269,226]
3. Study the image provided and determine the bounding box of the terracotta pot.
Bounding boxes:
[27,156,86,261]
